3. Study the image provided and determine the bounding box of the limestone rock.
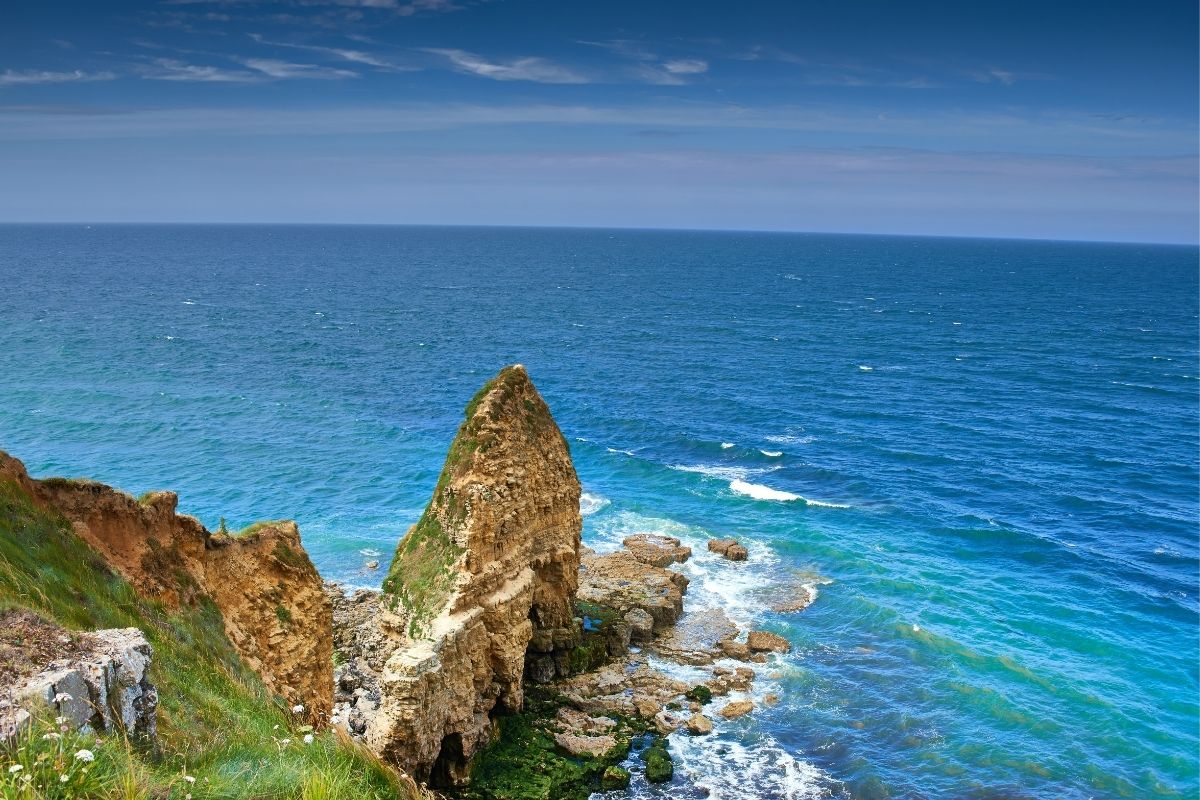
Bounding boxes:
[652,608,740,665]
[0,452,332,722]
[622,534,691,567]
[554,731,617,758]
[577,550,688,632]
[363,366,583,788]
[557,655,690,721]
[685,714,714,735]
[624,608,655,643]
[719,699,754,719]
[707,538,748,561]
[0,611,157,744]
[746,630,792,653]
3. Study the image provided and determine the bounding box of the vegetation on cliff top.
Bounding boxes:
[0,478,418,800]
[382,366,558,639]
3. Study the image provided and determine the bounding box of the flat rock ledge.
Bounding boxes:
[0,618,157,744]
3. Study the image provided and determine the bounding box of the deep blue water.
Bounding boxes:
[1,225,1196,800]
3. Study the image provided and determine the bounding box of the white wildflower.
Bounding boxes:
[21,775,31,784]
[303,734,314,744]
[184,776,196,783]
[74,749,95,762]
[52,693,72,703]
[8,764,22,773]
[54,716,67,725]
[291,704,304,714]
[279,738,291,746]
[60,775,69,783]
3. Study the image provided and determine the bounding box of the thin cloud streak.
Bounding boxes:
[424,49,590,84]
[0,69,116,86]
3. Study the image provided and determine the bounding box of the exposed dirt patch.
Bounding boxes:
[0,608,93,686]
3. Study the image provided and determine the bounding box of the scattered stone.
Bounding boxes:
[746,630,792,653]
[684,685,713,705]
[685,714,714,735]
[557,656,690,720]
[365,560,379,570]
[707,538,748,561]
[764,694,780,706]
[719,700,754,720]
[623,534,691,567]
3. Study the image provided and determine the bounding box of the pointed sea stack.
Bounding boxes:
[368,365,582,788]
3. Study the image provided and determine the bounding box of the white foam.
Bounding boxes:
[730,479,801,502]
[358,548,382,557]
[760,450,783,458]
[580,491,610,517]
[766,434,815,445]
[606,447,636,456]
[721,442,735,449]
[858,365,874,371]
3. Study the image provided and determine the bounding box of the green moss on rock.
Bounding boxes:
[601,766,630,790]
[685,685,713,705]
[642,739,674,783]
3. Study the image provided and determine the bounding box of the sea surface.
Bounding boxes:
[1,224,1196,800]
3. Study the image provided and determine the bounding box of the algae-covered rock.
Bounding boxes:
[601,766,631,790]
[685,684,713,704]
[643,740,674,783]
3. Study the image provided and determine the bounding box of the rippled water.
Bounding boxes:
[1,225,1196,799]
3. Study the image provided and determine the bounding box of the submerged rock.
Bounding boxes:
[601,765,631,790]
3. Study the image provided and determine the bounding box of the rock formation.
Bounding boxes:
[360,365,583,787]
[0,451,332,723]
[0,609,157,743]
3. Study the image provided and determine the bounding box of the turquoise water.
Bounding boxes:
[1,225,1196,799]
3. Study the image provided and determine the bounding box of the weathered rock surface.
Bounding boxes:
[362,366,583,787]
[556,655,690,720]
[0,451,332,723]
[0,610,156,743]
[577,548,689,632]
[685,713,714,735]
[622,534,691,567]
[747,630,792,653]
[707,538,748,561]
[652,608,740,665]
[719,699,754,720]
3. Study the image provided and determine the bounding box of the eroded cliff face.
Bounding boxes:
[366,365,582,787]
[0,451,332,722]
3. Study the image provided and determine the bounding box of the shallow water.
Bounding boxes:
[1,225,1196,799]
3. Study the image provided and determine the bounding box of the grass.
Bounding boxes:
[0,478,419,800]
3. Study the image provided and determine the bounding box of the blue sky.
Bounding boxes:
[1,0,1196,242]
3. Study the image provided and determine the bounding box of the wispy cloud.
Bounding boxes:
[578,39,711,85]
[425,49,589,84]
[141,56,356,82]
[248,33,416,70]
[142,58,264,82]
[241,58,357,79]
[0,69,116,87]
[163,0,458,14]
[663,59,708,76]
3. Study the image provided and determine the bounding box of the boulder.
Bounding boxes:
[554,732,617,758]
[707,538,748,561]
[719,700,754,720]
[746,630,792,653]
[685,714,714,735]
[622,534,691,567]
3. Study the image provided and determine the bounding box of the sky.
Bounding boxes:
[0,0,1196,243]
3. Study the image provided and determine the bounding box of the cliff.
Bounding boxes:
[0,451,333,722]
[363,365,583,787]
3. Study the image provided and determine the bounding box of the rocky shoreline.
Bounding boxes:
[0,365,805,799]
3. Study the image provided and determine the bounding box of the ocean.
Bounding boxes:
[0,224,1196,799]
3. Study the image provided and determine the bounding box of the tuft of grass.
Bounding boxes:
[0,478,417,800]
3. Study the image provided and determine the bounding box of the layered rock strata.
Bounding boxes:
[0,451,332,722]
[360,365,583,787]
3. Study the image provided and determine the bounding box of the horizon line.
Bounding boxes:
[0,220,1195,248]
